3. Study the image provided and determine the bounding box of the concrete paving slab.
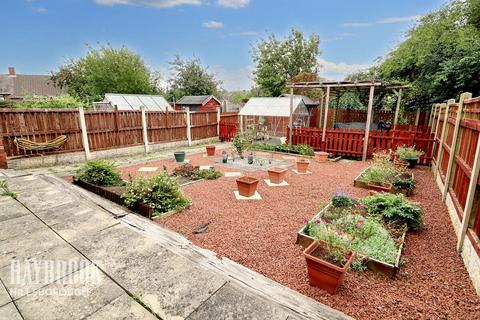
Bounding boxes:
[0,196,30,222]
[73,224,227,319]
[292,170,312,175]
[0,214,47,242]
[0,280,11,307]
[224,172,242,177]
[186,282,290,320]
[264,179,289,187]
[234,191,262,200]
[138,167,158,172]
[0,243,91,300]
[15,264,124,320]
[0,302,22,320]
[0,228,65,268]
[199,165,213,170]
[87,294,157,320]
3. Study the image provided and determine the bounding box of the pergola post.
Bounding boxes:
[393,88,402,128]
[414,109,421,127]
[317,91,324,128]
[321,86,331,142]
[288,87,294,145]
[362,85,375,162]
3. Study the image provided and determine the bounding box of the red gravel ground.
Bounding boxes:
[121,149,480,319]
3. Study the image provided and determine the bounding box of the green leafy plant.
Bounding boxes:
[396,146,424,160]
[331,192,355,209]
[249,142,314,156]
[75,160,122,186]
[360,151,405,186]
[0,180,17,199]
[172,163,198,178]
[232,133,247,156]
[392,177,416,191]
[296,144,315,156]
[192,169,222,180]
[122,172,189,215]
[363,193,423,231]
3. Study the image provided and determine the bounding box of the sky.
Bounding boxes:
[2,0,447,91]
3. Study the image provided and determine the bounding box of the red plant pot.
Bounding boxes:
[236,176,260,197]
[296,159,310,173]
[206,145,216,156]
[267,167,287,184]
[303,241,355,294]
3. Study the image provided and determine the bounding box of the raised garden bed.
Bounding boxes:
[354,166,415,196]
[73,179,190,220]
[296,203,407,278]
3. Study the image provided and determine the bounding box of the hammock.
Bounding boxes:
[14,135,68,151]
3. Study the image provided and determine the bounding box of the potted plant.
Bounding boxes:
[296,159,310,173]
[267,167,287,184]
[232,134,246,159]
[174,151,186,163]
[236,176,260,197]
[303,236,355,294]
[206,145,216,156]
[396,146,424,168]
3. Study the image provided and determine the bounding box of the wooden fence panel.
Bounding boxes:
[220,112,238,123]
[147,111,187,143]
[190,111,217,141]
[0,109,83,157]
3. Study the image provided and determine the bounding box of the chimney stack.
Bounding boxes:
[8,67,16,76]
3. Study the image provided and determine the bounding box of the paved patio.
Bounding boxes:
[0,169,350,320]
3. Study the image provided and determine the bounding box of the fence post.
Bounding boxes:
[442,92,472,201]
[362,85,375,161]
[186,108,192,146]
[114,106,121,146]
[217,107,221,136]
[78,107,91,161]
[414,109,421,126]
[140,106,149,154]
[432,104,443,158]
[322,86,331,142]
[429,104,437,134]
[434,100,453,179]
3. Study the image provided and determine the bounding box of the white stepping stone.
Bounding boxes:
[199,165,213,170]
[234,191,262,200]
[225,172,242,177]
[292,169,312,175]
[138,167,158,172]
[264,179,289,187]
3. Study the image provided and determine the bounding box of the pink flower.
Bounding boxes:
[345,254,351,260]
[356,225,362,230]
[315,219,321,224]
[303,218,309,224]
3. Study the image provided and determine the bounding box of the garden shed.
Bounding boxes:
[239,96,310,137]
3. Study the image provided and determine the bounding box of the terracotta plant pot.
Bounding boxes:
[303,241,355,294]
[267,167,287,184]
[315,152,328,162]
[236,176,260,197]
[206,145,216,156]
[367,183,392,193]
[296,159,310,173]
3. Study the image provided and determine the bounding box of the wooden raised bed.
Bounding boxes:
[74,179,191,220]
[353,166,414,196]
[296,204,407,278]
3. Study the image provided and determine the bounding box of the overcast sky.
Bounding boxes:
[2,0,446,91]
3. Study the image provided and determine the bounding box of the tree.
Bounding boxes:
[376,0,480,108]
[252,28,320,97]
[51,45,160,102]
[167,56,222,101]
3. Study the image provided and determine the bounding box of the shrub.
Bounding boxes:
[192,169,222,180]
[392,177,416,191]
[296,144,315,156]
[172,163,198,178]
[396,146,424,159]
[75,160,122,186]
[249,142,314,156]
[232,133,247,156]
[331,192,355,209]
[122,172,189,215]
[360,151,405,186]
[363,193,423,231]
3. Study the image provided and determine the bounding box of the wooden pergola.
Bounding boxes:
[286,80,409,161]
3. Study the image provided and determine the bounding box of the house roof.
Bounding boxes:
[239,97,309,117]
[177,95,220,105]
[280,94,317,106]
[0,74,64,97]
[102,93,173,111]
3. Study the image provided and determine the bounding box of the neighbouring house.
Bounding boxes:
[175,95,221,111]
[238,96,310,137]
[0,67,64,100]
[94,93,173,111]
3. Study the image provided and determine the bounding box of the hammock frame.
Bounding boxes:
[14,135,68,151]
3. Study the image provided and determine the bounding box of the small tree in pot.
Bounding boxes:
[232,134,247,159]
[396,146,424,168]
